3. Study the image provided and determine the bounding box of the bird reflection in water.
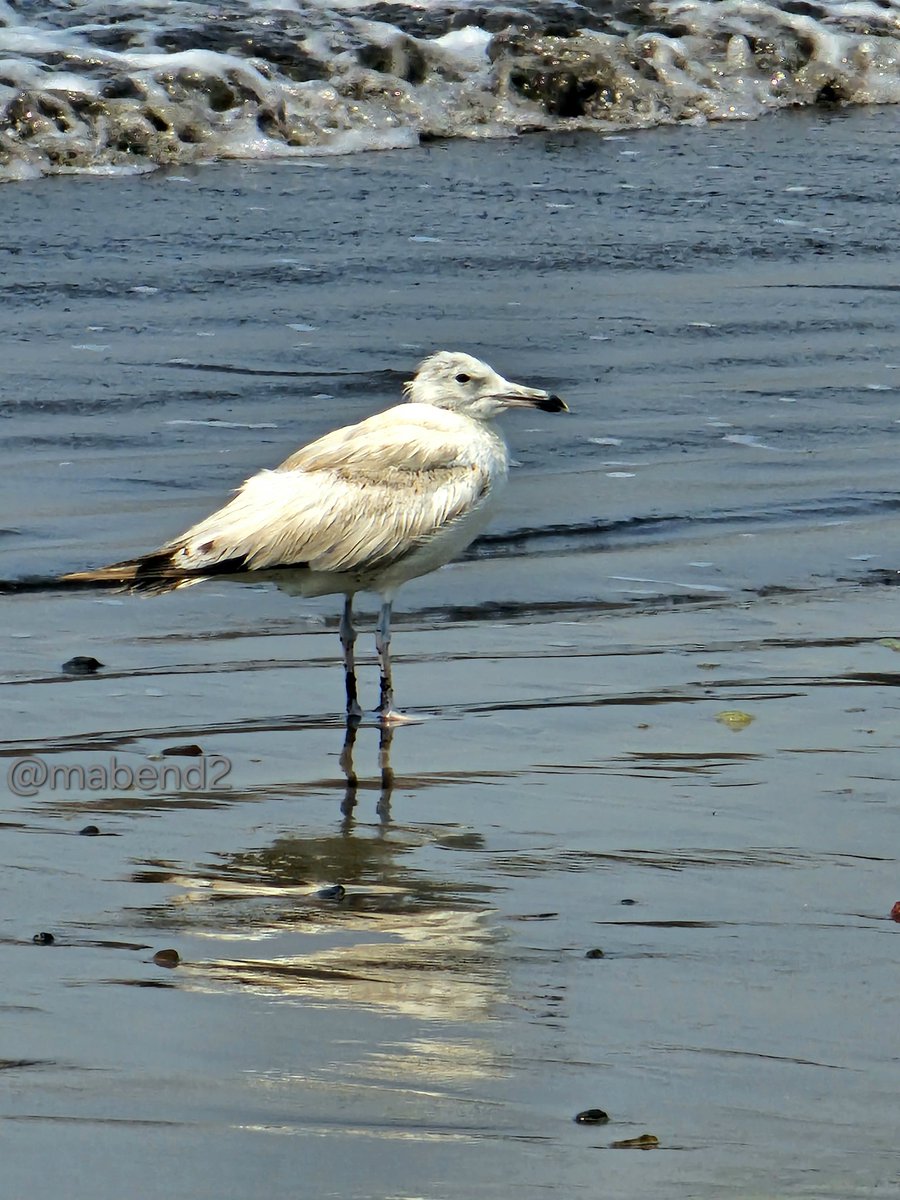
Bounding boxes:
[339,717,395,826]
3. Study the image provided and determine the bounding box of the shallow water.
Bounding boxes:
[3,108,900,1198]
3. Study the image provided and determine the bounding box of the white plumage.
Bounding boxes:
[64,351,566,720]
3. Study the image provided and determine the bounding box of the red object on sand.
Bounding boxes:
[890,902,900,923]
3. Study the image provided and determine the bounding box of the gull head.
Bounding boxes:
[403,351,567,420]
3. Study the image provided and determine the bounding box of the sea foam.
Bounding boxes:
[0,0,898,181]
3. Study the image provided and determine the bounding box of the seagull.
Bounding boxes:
[63,351,567,721]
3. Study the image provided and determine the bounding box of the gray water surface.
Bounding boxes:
[2,107,900,1199]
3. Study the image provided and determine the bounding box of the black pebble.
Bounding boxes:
[575,1108,610,1124]
[161,743,204,757]
[33,932,55,945]
[153,948,180,968]
[585,947,605,959]
[62,656,104,675]
[620,898,637,906]
[315,884,346,901]
[79,824,100,836]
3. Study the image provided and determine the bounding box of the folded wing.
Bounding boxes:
[63,407,498,590]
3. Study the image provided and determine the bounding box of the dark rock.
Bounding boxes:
[575,1108,610,1123]
[781,1,826,17]
[33,932,55,945]
[101,76,147,101]
[45,142,96,168]
[83,26,143,53]
[749,34,814,73]
[509,64,602,117]
[154,21,328,83]
[6,93,59,138]
[62,655,104,675]
[357,36,430,85]
[153,948,180,968]
[315,884,346,901]
[79,824,100,836]
[356,2,644,39]
[158,71,240,112]
[145,108,171,132]
[242,33,328,82]
[112,122,153,155]
[176,124,205,144]
[356,3,462,38]
[161,743,204,757]
[256,103,314,147]
[815,79,852,105]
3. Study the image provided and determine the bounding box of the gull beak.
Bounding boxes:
[493,382,569,414]
[537,393,568,413]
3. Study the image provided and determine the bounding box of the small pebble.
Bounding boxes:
[611,1133,659,1149]
[574,1108,610,1124]
[620,898,637,906]
[716,709,754,730]
[890,901,900,923]
[79,824,100,837]
[315,884,346,901]
[33,932,55,945]
[585,948,605,959]
[161,744,204,757]
[62,656,104,675]
[153,949,180,968]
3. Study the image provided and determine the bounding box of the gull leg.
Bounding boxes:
[375,595,396,721]
[340,593,362,722]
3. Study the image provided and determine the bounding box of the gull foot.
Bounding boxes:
[379,708,423,727]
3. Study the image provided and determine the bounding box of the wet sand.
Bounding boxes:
[3,107,900,1198]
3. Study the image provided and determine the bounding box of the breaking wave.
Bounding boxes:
[1,0,899,180]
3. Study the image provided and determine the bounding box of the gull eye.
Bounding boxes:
[454,373,471,383]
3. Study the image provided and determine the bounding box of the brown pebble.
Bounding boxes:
[161,744,204,757]
[890,901,900,923]
[153,949,181,968]
[574,1108,609,1124]
[611,1133,659,1149]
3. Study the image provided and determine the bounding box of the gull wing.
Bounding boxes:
[277,403,475,474]
[154,406,497,580]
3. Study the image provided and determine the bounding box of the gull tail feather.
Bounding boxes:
[60,546,250,593]
[61,550,196,594]
[61,561,142,586]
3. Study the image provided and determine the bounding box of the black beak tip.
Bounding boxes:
[539,394,568,413]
